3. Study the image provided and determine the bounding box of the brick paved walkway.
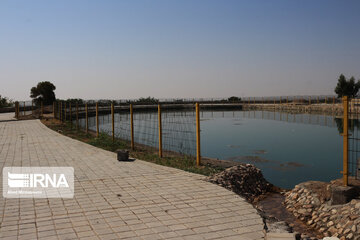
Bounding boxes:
[0,113,16,122]
[0,120,264,240]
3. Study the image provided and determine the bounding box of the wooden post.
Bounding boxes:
[325,96,327,104]
[158,104,162,157]
[317,96,319,104]
[196,103,201,166]
[130,104,134,150]
[286,96,288,104]
[32,101,34,116]
[23,102,25,116]
[342,96,349,186]
[76,102,79,129]
[333,96,335,104]
[53,102,55,118]
[85,103,88,133]
[96,102,99,137]
[309,96,311,105]
[41,101,43,116]
[111,103,115,142]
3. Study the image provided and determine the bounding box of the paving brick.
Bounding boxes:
[0,120,265,239]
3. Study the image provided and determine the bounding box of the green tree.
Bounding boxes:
[228,96,241,102]
[30,81,56,105]
[335,74,360,98]
[0,95,13,108]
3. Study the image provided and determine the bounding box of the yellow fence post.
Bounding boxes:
[64,102,66,122]
[60,102,62,121]
[343,96,349,186]
[76,102,79,129]
[53,102,55,118]
[158,104,163,157]
[14,102,18,119]
[96,102,99,137]
[111,103,115,142]
[130,104,134,150]
[85,103,88,133]
[69,103,72,129]
[196,103,201,166]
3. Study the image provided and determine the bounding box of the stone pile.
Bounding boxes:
[207,164,273,202]
[284,182,360,240]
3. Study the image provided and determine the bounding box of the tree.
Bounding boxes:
[30,81,56,105]
[335,74,360,98]
[0,95,13,108]
[228,96,241,102]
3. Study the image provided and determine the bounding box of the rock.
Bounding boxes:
[207,164,273,201]
[346,233,353,239]
[327,221,334,227]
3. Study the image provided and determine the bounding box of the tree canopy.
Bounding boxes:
[0,95,13,108]
[335,74,360,98]
[30,81,56,105]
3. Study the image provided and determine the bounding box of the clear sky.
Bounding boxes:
[1,0,360,101]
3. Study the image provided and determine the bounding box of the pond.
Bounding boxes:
[79,109,351,189]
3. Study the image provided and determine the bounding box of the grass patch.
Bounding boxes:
[42,118,223,176]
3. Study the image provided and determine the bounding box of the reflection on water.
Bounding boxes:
[201,110,345,189]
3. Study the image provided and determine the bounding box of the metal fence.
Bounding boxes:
[344,97,360,183]
[53,101,200,162]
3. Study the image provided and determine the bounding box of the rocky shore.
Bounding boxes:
[206,164,275,202]
[284,181,360,239]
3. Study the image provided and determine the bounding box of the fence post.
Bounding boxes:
[158,104,163,157]
[317,96,319,104]
[111,103,115,142]
[14,102,18,119]
[64,102,66,122]
[76,102,79,129]
[130,104,134,150]
[85,103,88,133]
[69,103,72,129]
[32,100,34,116]
[286,96,288,104]
[309,96,311,105]
[333,96,335,105]
[325,96,327,104]
[41,101,43,116]
[343,96,349,186]
[23,102,25,116]
[53,102,55,118]
[96,102,99,137]
[60,102,62,121]
[196,103,201,166]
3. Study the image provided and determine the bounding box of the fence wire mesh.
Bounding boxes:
[348,98,360,179]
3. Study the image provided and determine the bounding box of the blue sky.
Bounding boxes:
[1,0,360,100]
